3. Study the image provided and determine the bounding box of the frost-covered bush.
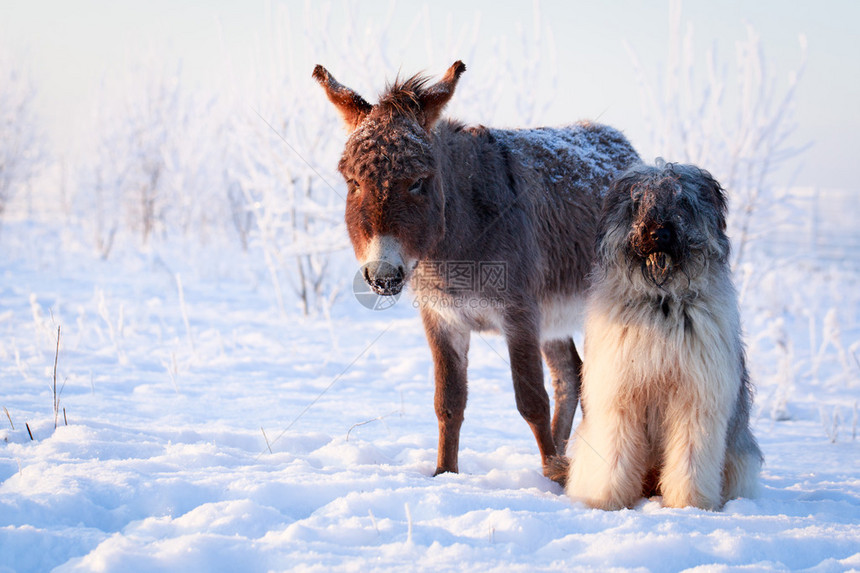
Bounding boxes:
[0,46,45,220]
[70,2,560,314]
[223,85,348,316]
[628,0,808,269]
[77,60,237,256]
[216,4,356,316]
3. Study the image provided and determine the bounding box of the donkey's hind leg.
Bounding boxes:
[542,338,582,457]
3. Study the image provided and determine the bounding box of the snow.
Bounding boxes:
[1,220,858,573]
[1,2,858,568]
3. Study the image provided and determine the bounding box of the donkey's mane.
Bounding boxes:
[377,72,434,118]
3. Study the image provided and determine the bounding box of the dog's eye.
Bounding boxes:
[677,196,695,213]
[408,178,425,195]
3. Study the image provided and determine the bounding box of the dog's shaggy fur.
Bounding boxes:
[565,161,762,510]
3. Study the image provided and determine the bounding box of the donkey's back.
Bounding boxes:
[495,121,640,294]
[433,119,640,315]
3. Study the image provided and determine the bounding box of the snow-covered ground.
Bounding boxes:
[1,216,858,573]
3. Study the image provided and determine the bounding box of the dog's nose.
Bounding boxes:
[650,227,673,250]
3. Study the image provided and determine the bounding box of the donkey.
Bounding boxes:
[314,61,640,482]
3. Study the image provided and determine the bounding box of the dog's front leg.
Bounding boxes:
[660,389,731,510]
[660,350,737,510]
[566,393,649,510]
[421,309,470,476]
[566,307,650,509]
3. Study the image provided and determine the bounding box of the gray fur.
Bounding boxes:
[566,161,763,509]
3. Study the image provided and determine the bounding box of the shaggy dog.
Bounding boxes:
[565,161,762,510]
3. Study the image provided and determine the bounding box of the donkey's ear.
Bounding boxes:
[418,60,466,130]
[313,65,373,132]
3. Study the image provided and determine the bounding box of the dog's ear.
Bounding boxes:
[596,169,636,261]
[699,169,728,231]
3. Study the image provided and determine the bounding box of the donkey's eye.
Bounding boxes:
[408,178,425,195]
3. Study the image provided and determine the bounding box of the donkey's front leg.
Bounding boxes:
[421,309,471,476]
[505,312,558,477]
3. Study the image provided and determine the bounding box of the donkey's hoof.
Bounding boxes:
[433,466,458,477]
[544,455,570,487]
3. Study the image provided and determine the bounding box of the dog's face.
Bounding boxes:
[599,163,730,289]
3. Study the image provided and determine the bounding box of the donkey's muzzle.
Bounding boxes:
[363,261,405,296]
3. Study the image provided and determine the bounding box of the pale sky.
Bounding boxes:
[1,0,858,189]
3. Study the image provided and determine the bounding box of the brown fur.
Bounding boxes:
[315,61,641,482]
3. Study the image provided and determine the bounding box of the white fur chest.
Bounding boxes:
[584,288,741,395]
